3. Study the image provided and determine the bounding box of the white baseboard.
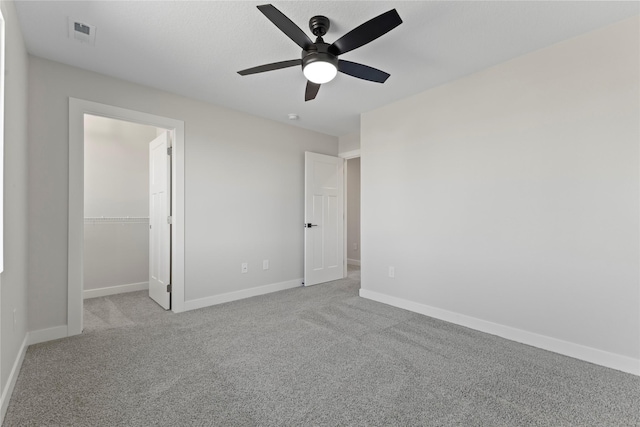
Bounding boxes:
[184,278,303,312]
[0,335,28,424]
[27,325,68,346]
[83,281,149,299]
[359,289,640,376]
[347,259,361,266]
[3,326,76,420]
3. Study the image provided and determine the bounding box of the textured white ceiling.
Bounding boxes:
[15,1,639,136]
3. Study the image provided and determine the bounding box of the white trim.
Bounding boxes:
[27,326,69,346]
[84,216,148,223]
[0,12,5,422]
[0,335,27,423]
[184,279,302,312]
[347,259,361,266]
[68,98,186,337]
[339,149,361,159]
[343,158,348,278]
[360,289,640,376]
[83,282,149,299]
[0,7,5,274]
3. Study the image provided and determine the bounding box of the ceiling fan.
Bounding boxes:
[237,4,403,101]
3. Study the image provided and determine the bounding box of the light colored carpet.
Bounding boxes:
[4,266,640,426]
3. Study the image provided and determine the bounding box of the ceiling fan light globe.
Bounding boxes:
[303,61,337,84]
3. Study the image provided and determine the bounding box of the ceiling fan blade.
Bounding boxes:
[305,81,321,101]
[257,4,313,50]
[338,60,390,83]
[238,59,302,76]
[329,9,402,56]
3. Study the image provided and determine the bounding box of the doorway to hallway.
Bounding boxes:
[346,157,361,273]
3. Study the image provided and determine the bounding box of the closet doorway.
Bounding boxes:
[68,98,185,337]
[82,115,171,330]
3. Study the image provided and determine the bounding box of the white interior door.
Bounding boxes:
[149,131,171,309]
[304,152,344,286]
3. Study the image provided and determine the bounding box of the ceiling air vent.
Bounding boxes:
[68,17,96,46]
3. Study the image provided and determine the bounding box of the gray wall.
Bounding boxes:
[347,157,360,263]
[83,115,157,291]
[28,56,338,331]
[84,115,157,218]
[360,17,639,361]
[339,131,360,155]
[83,223,149,291]
[1,0,29,398]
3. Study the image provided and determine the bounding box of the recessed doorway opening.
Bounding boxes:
[82,115,171,330]
[345,156,361,282]
[68,98,185,337]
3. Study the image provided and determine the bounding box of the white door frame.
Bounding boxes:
[0,8,5,419]
[0,7,5,275]
[68,98,185,336]
[339,149,361,278]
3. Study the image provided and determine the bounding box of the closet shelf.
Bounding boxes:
[84,217,149,224]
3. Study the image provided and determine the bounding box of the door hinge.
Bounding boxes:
[167,216,172,224]
[167,146,172,156]
[167,283,172,293]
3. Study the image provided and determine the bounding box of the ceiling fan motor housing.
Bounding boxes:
[302,42,338,70]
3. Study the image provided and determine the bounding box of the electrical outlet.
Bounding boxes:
[263,259,269,270]
[388,266,395,278]
[241,262,248,273]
